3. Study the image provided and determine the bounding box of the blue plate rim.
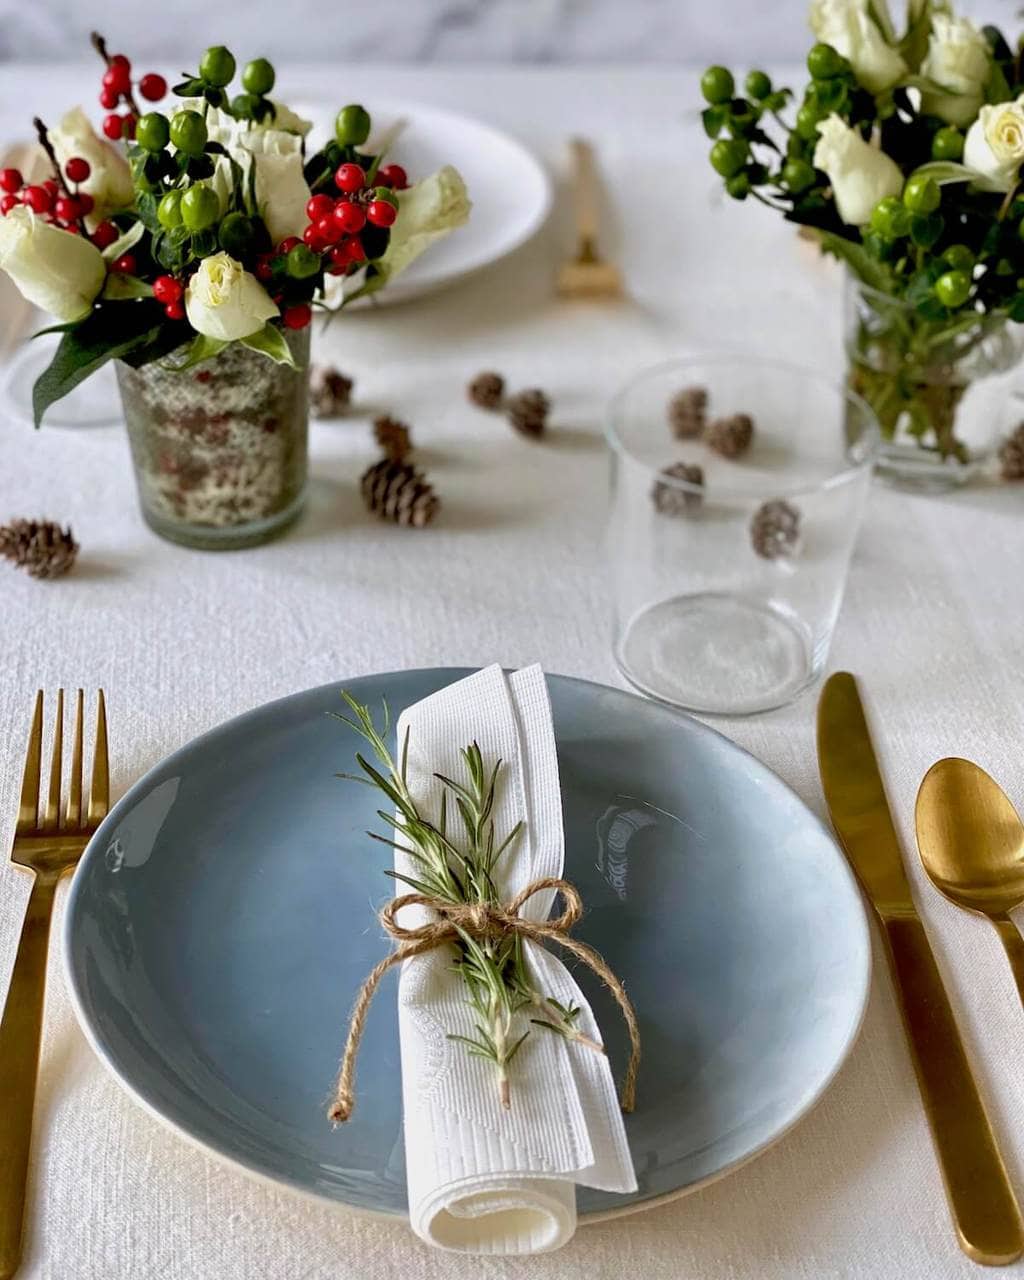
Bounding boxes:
[61,667,872,1223]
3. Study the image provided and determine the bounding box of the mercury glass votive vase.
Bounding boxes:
[115,326,310,550]
[606,355,879,716]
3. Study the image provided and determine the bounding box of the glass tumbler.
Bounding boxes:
[606,355,879,716]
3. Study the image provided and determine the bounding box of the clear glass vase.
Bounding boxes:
[115,327,310,550]
[844,274,1024,492]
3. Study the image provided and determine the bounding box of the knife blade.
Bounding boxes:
[817,672,1023,1267]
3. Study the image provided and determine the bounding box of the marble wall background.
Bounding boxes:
[0,0,1005,63]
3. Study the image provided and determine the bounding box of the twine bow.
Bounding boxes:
[328,875,640,1123]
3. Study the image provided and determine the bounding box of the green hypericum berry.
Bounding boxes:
[218,211,256,257]
[1017,216,1024,242]
[745,70,772,100]
[903,174,940,214]
[935,270,971,308]
[726,172,751,199]
[180,184,220,232]
[870,195,908,239]
[136,112,170,153]
[710,138,748,177]
[231,93,259,119]
[932,126,964,161]
[943,243,974,271]
[807,42,847,79]
[334,104,372,146]
[782,158,815,193]
[700,66,735,105]
[157,189,184,229]
[169,110,208,155]
[200,46,236,88]
[286,243,320,279]
[795,103,822,139]
[242,57,275,95]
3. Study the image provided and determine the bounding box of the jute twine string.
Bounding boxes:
[328,875,641,1123]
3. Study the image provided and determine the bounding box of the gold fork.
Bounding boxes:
[0,691,108,1280]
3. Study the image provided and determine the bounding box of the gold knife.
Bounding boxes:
[817,672,1023,1267]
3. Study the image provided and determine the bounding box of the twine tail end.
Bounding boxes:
[328,1094,354,1124]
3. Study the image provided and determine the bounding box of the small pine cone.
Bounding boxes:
[707,412,754,460]
[0,519,78,579]
[309,365,354,418]
[373,414,412,463]
[468,371,505,410]
[999,422,1024,481]
[361,458,439,528]
[668,385,707,440]
[751,499,801,560]
[652,462,704,516]
[506,388,550,438]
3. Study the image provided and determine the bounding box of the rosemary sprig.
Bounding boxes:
[335,692,600,1108]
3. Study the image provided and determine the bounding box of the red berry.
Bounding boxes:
[77,192,95,216]
[316,215,341,245]
[302,224,328,252]
[165,300,186,321]
[99,85,121,109]
[91,220,119,248]
[378,164,408,190]
[277,236,300,254]
[22,185,53,214]
[305,194,334,223]
[64,157,91,184]
[103,60,132,96]
[43,179,59,196]
[54,196,80,223]
[255,255,274,282]
[109,53,131,71]
[366,199,397,228]
[0,194,20,215]
[333,200,366,234]
[334,163,365,194]
[153,274,183,304]
[345,235,366,263]
[138,73,167,102]
[62,223,81,235]
[102,113,124,140]
[111,253,137,275]
[283,304,312,330]
[0,168,22,193]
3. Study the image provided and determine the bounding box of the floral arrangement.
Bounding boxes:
[701,0,1024,462]
[0,33,469,427]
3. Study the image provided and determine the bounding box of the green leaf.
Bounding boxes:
[162,333,228,370]
[173,76,205,97]
[908,161,978,186]
[101,274,153,301]
[701,105,728,139]
[102,220,146,264]
[817,231,894,292]
[32,301,167,428]
[985,60,1013,106]
[136,192,161,234]
[238,323,297,367]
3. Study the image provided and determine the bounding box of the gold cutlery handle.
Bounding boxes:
[994,917,1024,1009]
[569,137,601,256]
[884,915,1024,1265]
[0,871,58,1279]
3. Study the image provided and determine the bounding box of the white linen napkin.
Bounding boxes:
[394,663,637,1254]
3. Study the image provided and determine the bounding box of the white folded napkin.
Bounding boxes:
[394,664,637,1254]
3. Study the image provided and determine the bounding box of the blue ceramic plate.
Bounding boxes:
[63,670,870,1220]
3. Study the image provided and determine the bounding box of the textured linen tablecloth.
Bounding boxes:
[0,63,1022,1280]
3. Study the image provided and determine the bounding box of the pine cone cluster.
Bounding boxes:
[652,462,704,516]
[707,413,754,460]
[373,414,412,463]
[507,388,550,439]
[999,422,1024,481]
[668,386,707,440]
[361,459,440,528]
[310,365,354,418]
[750,499,801,560]
[0,519,78,579]
[468,371,505,410]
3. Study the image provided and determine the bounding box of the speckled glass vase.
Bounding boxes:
[115,327,310,550]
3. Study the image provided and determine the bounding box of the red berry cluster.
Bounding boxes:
[0,159,120,249]
[97,50,166,141]
[296,162,405,277]
[153,273,185,320]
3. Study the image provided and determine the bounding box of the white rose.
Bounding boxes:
[964,98,1024,191]
[376,166,471,281]
[809,0,906,93]
[184,251,278,340]
[236,129,311,245]
[0,205,106,321]
[48,107,134,224]
[920,14,991,126]
[813,114,904,225]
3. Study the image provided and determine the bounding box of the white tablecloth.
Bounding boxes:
[1,63,1023,1280]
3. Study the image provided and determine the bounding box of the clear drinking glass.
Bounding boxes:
[606,355,879,716]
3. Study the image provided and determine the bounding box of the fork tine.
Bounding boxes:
[15,691,43,833]
[41,689,64,832]
[65,689,83,830]
[86,690,109,828]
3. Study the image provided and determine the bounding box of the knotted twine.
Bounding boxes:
[328,875,641,1123]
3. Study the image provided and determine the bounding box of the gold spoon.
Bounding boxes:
[916,757,1024,1004]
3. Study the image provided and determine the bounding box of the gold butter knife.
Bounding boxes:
[817,672,1023,1267]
